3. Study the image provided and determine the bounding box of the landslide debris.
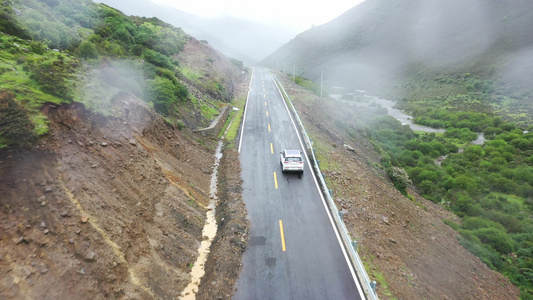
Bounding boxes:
[0,92,248,299]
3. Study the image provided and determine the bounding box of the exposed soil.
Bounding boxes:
[273,70,521,299]
[1,35,249,299]
[0,90,248,299]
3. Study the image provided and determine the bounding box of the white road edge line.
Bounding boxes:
[238,68,255,153]
[267,69,366,298]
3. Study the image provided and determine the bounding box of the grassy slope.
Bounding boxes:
[0,0,243,149]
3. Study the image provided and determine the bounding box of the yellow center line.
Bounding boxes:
[268,124,271,132]
[274,172,278,189]
[270,143,273,154]
[279,220,287,252]
[266,111,269,117]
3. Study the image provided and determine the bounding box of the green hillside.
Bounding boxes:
[0,0,243,149]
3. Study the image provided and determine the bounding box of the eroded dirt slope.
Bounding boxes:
[273,71,520,299]
[0,94,246,299]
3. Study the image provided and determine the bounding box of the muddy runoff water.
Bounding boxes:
[180,141,223,299]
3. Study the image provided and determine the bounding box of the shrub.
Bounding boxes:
[147,76,177,114]
[419,180,435,196]
[146,76,187,114]
[386,166,412,193]
[112,26,135,46]
[488,211,524,233]
[457,232,502,269]
[30,41,46,55]
[417,170,438,183]
[443,219,460,230]
[473,227,515,254]
[0,5,31,39]
[462,216,506,231]
[0,92,37,149]
[25,57,75,101]
[452,175,479,195]
[77,41,99,59]
[143,48,172,69]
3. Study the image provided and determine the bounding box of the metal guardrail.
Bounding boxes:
[270,72,379,300]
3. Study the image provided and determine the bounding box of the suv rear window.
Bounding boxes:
[285,157,302,162]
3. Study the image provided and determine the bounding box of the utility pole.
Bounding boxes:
[320,70,323,98]
[292,66,295,83]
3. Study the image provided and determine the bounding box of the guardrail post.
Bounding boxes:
[328,189,333,197]
[338,211,344,220]
[317,160,320,167]
[370,281,377,294]
[352,240,357,251]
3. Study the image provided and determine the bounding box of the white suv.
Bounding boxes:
[280,150,304,173]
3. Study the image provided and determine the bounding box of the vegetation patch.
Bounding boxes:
[0,91,37,149]
[348,96,533,296]
[361,250,394,298]
[224,96,246,143]
[293,75,321,96]
[0,0,243,151]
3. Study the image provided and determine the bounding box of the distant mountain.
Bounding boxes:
[93,0,298,65]
[262,0,533,92]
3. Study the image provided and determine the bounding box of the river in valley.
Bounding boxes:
[331,91,486,165]
[331,92,446,134]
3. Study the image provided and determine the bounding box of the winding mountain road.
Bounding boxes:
[233,68,364,299]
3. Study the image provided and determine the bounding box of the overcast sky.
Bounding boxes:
[150,0,366,31]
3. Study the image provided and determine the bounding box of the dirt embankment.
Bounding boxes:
[274,72,520,299]
[0,93,247,299]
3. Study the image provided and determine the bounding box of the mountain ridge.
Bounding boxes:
[263,0,533,95]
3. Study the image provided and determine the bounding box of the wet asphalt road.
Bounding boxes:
[233,68,364,300]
